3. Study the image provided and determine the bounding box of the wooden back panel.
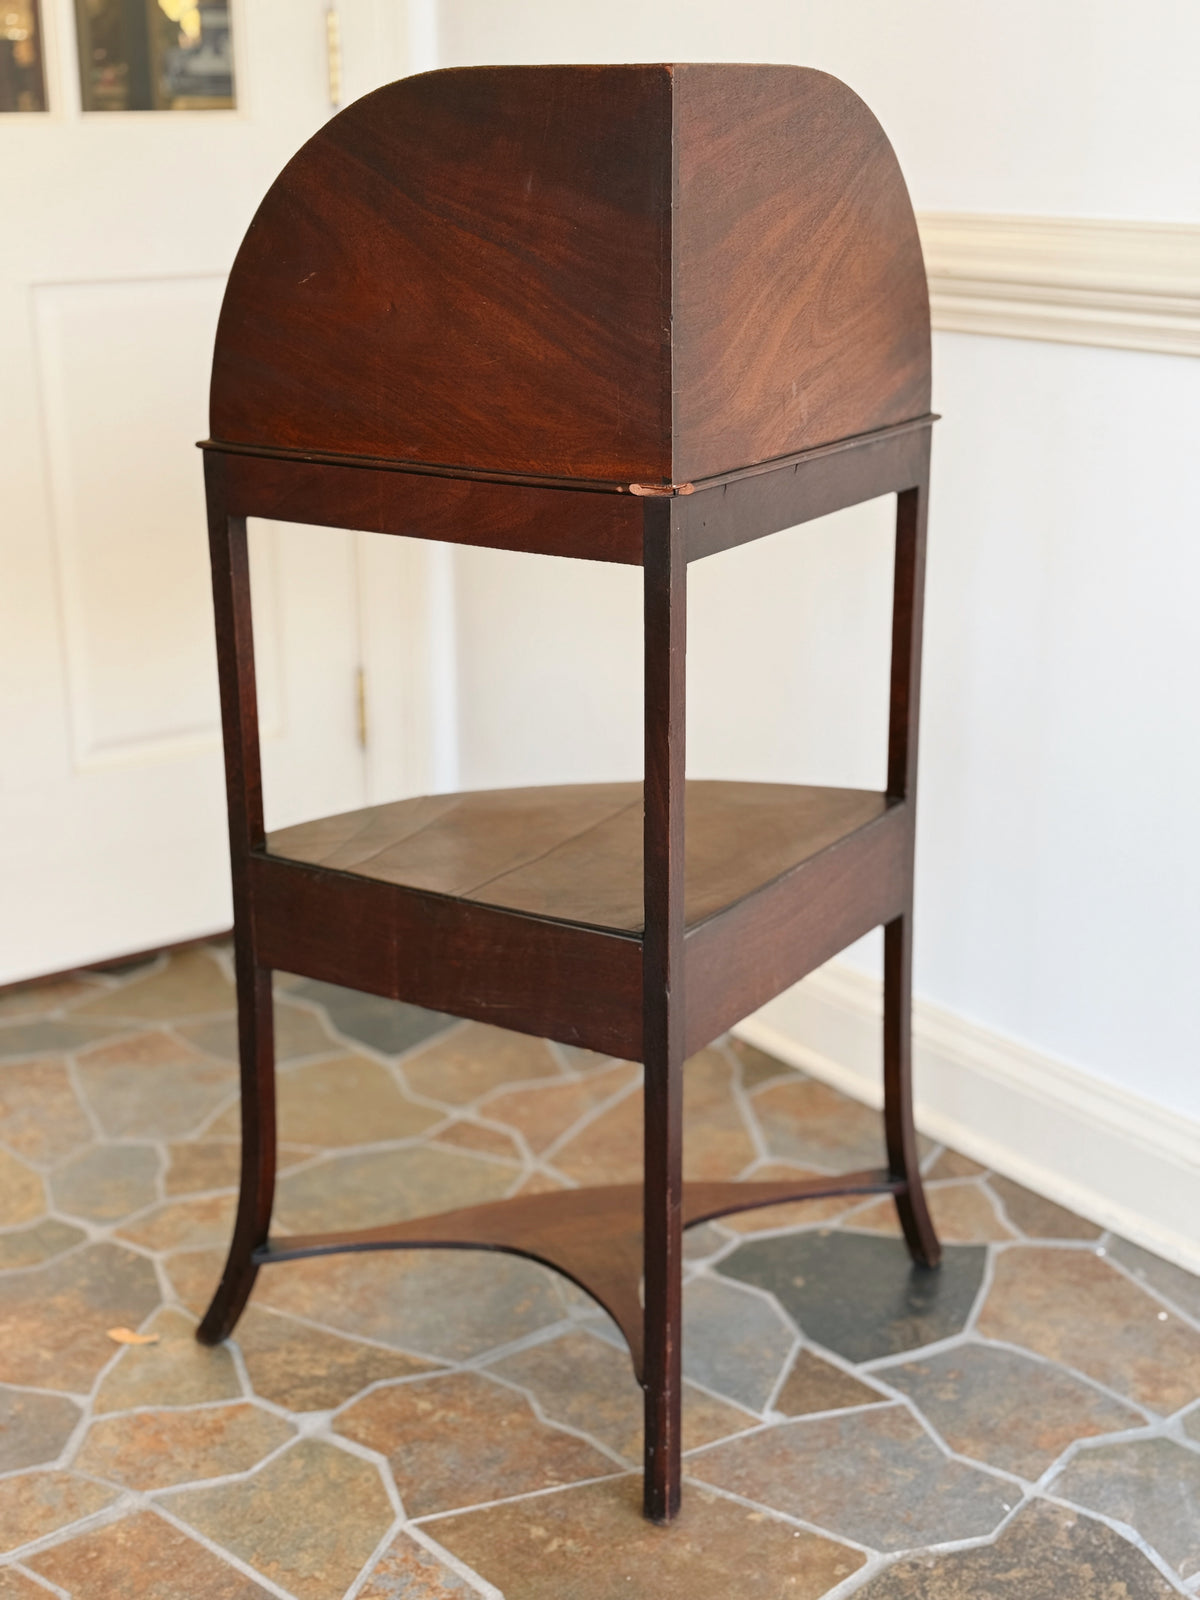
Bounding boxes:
[210,65,673,483]
[672,64,930,482]
[209,64,929,490]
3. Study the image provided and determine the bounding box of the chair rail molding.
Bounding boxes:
[737,961,1200,1276]
[918,212,1200,357]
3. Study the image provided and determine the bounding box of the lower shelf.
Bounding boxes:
[255,1171,900,1380]
[267,779,890,934]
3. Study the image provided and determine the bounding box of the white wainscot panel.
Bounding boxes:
[33,276,282,766]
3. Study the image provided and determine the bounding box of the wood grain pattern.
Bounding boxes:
[211,66,673,482]
[683,801,910,1056]
[249,853,644,1060]
[258,1170,898,1383]
[672,65,930,481]
[266,781,889,934]
[208,64,929,489]
[204,446,646,566]
[197,61,942,1523]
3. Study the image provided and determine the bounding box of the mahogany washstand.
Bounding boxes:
[197,63,941,1523]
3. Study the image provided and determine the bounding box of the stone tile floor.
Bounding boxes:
[0,942,1197,1597]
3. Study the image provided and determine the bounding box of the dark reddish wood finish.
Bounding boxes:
[257,1170,899,1383]
[640,499,688,1520]
[197,62,940,1526]
[203,446,646,565]
[249,852,643,1059]
[196,511,274,1345]
[671,65,930,480]
[211,65,673,483]
[209,64,927,490]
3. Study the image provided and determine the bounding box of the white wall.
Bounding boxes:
[433,5,1200,1183]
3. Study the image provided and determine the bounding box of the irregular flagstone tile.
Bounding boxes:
[72,948,234,1021]
[430,1475,864,1600]
[883,1344,1143,1478]
[682,1222,727,1260]
[29,1509,278,1598]
[0,1243,160,1391]
[94,1306,240,1413]
[681,1276,795,1411]
[986,1176,1102,1240]
[977,1247,1200,1412]
[719,1231,987,1363]
[162,1139,310,1195]
[0,1020,122,1058]
[290,980,458,1057]
[235,1305,437,1411]
[691,1404,1012,1551]
[550,1087,642,1184]
[774,1350,890,1417]
[0,1219,85,1272]
[75,1031,235,1139]
[0,1471,118,1555]
[163,1247,225,1317]
[274,1054,445,1146]
[483,1063,638,1154]
[846,1181,1015,1243]
[274,1146,511,1233]
[0,1389,82,1472]
[926,1148,987,1180]
[1048,1436,1200,1579]
[849,1497,1179,1598]
[750,1077,886,1169]
[0,1150,45,1226]
[550,1055,757,1186]
[717,1162,873,1234]
[0,1566,57,1596]
[170,1437,394,1600]
[76,1402,293,1491]
[336,1370,615,1516]
[164,1140,241,1194]
[488,1328,757,1462]
[178,1002,338,1065]
[0,1059,94,1163]
[429,1119,523,1162]
[50,1143,159,1222]
[556,1043,619,1073]
[728,1036,799,1091]
[679,1049,758,1180]
[357,1533,479,1598]
[117,1193,236,1252]
[255,1248,567,1360]
[403,1022,562,1106]
[0,977,99,1018]
[1108,1235,1200,1324]
[510,1170,570,1196]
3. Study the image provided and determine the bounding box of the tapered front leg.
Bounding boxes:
[196,473,277,1344]
[641,499,686,1522]
[197,953,276,1342]
[883,466,940,1268]
[883,912,940,1267]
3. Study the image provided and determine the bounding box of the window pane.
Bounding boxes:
[0,1,48,112]
[75,0,235,112]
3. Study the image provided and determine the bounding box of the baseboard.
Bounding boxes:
[917,212,1200,358]
[735,963,1200,1276]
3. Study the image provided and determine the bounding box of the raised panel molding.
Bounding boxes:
[918,212,1200,357]
[34,275,285,769]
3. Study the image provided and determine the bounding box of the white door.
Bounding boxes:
[0,0,436,984]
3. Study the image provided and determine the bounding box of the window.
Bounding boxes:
[74,0,235,112]
[0,1,47,112]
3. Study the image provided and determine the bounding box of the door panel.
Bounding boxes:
[0,1,413,981]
